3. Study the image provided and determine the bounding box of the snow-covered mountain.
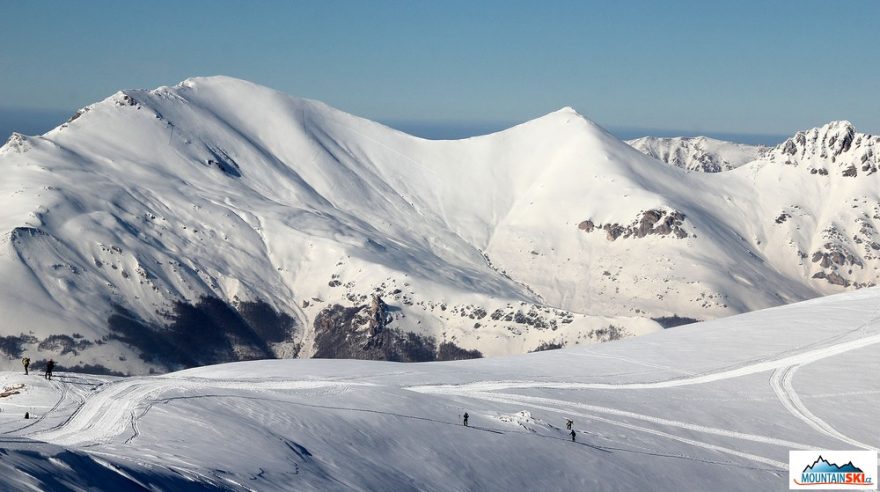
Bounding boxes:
[1,76,880,374]
[1,287,878,490]
[763,120,879,175]
[627,135,765,172]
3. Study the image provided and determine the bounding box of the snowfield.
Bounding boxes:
[2,75,880,373]
[1,288,878,491]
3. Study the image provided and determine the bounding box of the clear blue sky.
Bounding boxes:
[1,1,878,143]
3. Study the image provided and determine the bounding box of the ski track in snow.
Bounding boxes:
[409,329,880,393]
[474,392,813,450]
[406,326,880,470]
[29,378,370,447]
[770,365,875,450]
[0,377,91,437]
[468,391,790,470]
[6,304,876,481]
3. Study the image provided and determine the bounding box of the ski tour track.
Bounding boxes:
[4,318,878,475]
[414,321,880,471]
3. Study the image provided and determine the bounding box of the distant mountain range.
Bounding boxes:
[627,135,765,172]
[1,76,879,374]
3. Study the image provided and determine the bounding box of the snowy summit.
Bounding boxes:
[1,76,880,375]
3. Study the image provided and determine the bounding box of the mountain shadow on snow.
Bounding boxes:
[652,315,701,328]
[107,297,296,372]
[0,444,226,491]
[0,334,38,359]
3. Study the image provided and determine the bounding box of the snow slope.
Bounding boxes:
[1,76,880,373]
[627,136,765,172]
[0,287,878,491]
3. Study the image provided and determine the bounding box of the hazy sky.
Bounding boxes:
[1,1,878,142]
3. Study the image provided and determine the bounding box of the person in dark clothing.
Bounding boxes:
[565,418,573,430]
[45,359,55,380]
[463,412,469,427]
[22,357,30,376]
[570,429,576,442]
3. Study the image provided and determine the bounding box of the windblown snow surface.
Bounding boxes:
[0,288,878,491]
[2,75,880,373]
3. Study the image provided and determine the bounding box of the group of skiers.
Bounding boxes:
[21,357,55,380]
[566,418,577,442]
[462,411,579,442]
[17,357,55,420]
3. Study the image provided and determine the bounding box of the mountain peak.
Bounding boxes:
[176,75,258,90]
[554,106,581,116]
[4,75,880,374]
[0,132,30,153]
[820,120,855,132]
[520,105,615,139]
[765,120,878,175]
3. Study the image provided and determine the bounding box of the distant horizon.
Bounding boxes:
[2,1,878,143]
[0,104,803,148]
[383,119,790,146]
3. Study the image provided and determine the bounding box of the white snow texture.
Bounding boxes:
[1,76,880,374]
[0,287,878,490]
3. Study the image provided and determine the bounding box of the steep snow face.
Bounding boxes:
[0,78,663,373]
[728,122,880,293]
[627,136,765,172]
[0,76,878,374]
[1,287,878,490]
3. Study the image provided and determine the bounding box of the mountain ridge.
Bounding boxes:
[1,75,878,374]
[626,135,765,172]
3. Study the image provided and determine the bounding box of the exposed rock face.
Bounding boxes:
[577,220,595,232]
[770,200,880,291]
[766,121,879,177]
[312,303,482,362]
[588,325,627,342]
[67,109,88,123]
[487,305,572,330]
[810,247,860,269]
[806,226,870,288]
[812,271,850,287]
[205,147,242,177]
[530,341,565,352]
[115,93,138,107]
[1,133,30,154]
[367,294,391,336]
[579,209,687,241]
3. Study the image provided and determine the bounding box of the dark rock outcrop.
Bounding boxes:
[312,303,481,362]
[367,294,391,337]
[767,121,880,177]
[578,209,687,241]
[529,341,564,352]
